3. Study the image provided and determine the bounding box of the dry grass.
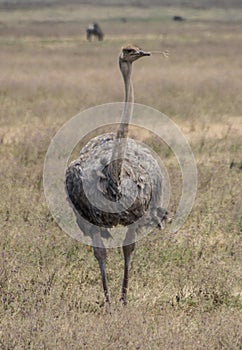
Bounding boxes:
[0,4,242,350]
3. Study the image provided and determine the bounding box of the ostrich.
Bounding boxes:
[66,45,167,304]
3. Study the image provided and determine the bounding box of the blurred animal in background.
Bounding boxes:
[86,22,104,41]
[173,16,185,22]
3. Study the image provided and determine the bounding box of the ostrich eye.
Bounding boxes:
[125,49,134,54]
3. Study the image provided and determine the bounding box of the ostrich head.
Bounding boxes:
[119,45,151,78]
[119,45,151,103]
[119,44,151,63]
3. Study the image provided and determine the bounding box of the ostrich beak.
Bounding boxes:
[137,50,151,57]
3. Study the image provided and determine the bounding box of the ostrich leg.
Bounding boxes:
[92,230,110,304]
[120,227,136,304]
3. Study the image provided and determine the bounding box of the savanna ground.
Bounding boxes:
[0,3,242,349]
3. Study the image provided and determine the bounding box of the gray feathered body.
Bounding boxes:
[66,133,166,231]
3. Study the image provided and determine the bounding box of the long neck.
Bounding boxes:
[108,60,133,187]
[116,60,132,139]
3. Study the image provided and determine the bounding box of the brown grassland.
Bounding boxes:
[0,3,241,349]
